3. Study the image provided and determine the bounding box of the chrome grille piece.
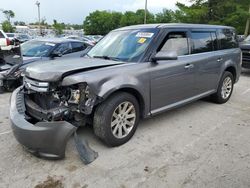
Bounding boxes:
[23,77,49,92]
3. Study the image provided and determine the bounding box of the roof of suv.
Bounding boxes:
[116,23,234,31]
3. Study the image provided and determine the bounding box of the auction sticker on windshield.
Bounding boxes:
[136,32,154,38]
[138,38,147,44]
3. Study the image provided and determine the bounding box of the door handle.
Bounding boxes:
[217,58,223,62]
[184,64,194,69]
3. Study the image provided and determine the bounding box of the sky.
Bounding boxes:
[0,0,190,24]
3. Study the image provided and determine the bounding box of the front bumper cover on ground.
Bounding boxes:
[10,87,98,163]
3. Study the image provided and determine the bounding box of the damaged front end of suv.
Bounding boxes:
[10,76,99,164]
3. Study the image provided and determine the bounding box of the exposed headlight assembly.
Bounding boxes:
[68,89,81,104]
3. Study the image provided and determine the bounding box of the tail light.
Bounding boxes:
[6,38,11,46]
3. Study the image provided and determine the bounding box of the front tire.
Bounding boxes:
[211,71,234,104]
[93,92,140,147]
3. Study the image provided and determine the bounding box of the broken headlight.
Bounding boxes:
[68,89,81,104]
[67,84,90,104]
[66,84,96,115]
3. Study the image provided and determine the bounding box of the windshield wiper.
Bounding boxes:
[93,55,121,61]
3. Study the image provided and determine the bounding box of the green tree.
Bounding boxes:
[14,21,26,26]
[120,11,138,26]
[2,20,15,32]
[84,11,122,35]
[155,9,175,23]
[52,20,64,35]
[2,10,15,22]
[120,10,154,27]
[175,0,250,34]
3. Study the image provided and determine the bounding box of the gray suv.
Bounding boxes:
[10,24,241,161]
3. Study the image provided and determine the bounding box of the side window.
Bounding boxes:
[218,29,238,49]
[211,32,218,51]
[0,31,4,38]
[191,32,213,54]
[54,43,72,55]
[71,42,86,53]
[159,32,189,56]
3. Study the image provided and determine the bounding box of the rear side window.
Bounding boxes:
[218,29,238,49]
[71,42,86,53]
[191,32,214,54]
[159,32,189,56]
[54,43,72,55]
[0,31,4,38]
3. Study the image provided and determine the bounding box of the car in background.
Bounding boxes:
[64,35,96,46]
[16,34,31,43]
[6,33,22,46]
[86,35,103,43]
[0,30,12,50]
[240,35,250,68]
[6,33,31,43]
[0,38,92,92]
[0,31,22,69]
[21,38,91,62]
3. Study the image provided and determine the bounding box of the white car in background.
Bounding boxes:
[0,30,12,50]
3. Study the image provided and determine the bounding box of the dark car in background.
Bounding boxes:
[9,24,241,163]
[240,35,250,68]
[0,38,92,92]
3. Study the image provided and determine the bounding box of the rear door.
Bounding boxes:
[150,29,197,113]
[190,30,222,94]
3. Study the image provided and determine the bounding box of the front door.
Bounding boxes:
[150,30,196,114]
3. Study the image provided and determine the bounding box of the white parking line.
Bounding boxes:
[241,88,250,95]
[0,130,12,136]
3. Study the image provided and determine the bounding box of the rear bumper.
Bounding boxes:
[10,87,77,159]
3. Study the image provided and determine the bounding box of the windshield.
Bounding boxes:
[245,35,250,42]
[87,28,159,62]
[21,40,56,57]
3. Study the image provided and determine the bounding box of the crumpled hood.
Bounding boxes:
[24,57,124,82]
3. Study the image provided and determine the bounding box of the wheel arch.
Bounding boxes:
[224,66,236,82]
[100,87,146,118]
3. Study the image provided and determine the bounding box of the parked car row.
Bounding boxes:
[64,35,102,46]
[6,33,31,43]
[0,38,93,92]
[7,24,241,164]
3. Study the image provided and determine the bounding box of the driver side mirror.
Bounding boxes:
[50,51,63,58]
[151,51,178,63]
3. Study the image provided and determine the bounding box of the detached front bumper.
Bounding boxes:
[10,87,77,159]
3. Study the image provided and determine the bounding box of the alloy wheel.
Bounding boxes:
[221,76,232,99]
[111,101,136,139]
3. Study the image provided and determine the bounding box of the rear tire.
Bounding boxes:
[211,71,234,104]
[93,92,140,147]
